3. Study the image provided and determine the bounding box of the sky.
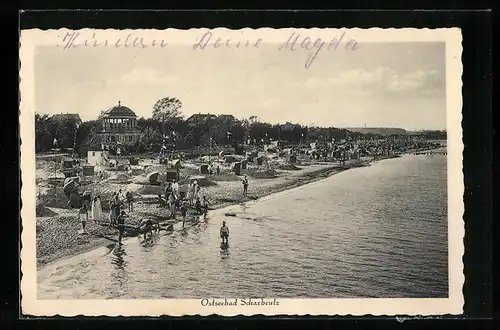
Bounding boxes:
[35,41,446,130]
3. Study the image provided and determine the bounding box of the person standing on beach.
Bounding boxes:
[220,221,229,244]
[126,191,134,213]
[79,202,89,234]
[242,175,249,197]
[180,199,188,228]
[110,193,122,227]
[91,195,102,222]
[118,189,126,203]
[172,179,179,199]
[194,197,203,215]
[186,181,194,206]
[108,193,116,226]
[164,182,172,200]
[168,192,177,219]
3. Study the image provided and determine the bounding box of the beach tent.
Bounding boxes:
[200,164,209,174]
[147,171,160,184]
[232,162,242,175]
[224,155,238,163]
[82,165,95,176]
[171,159,182,170]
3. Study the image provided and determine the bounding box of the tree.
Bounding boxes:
[152,97,183,133]
[75,120,102,156]
[35,113,55,152]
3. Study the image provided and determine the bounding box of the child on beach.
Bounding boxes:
[118,189,126,203]
[242,175,249,197]
[180,200,188,228]
[117,210,128,245]
[164,182,172,199]
[220,221,229,244]
[192,180,200,203]
[79,202,89,234]
[194,197,202,215]
[186,182,194,206]
[91,195,102,222]
[202,196,210,220]
[126,191,134,212]
[168,192,177,218]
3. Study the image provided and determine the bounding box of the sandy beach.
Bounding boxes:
[35,156,380,267]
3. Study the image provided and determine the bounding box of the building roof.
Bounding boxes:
[186,113,218,122]
[102,101,137,118]
[52,113,82,123]
[217,114,238,121]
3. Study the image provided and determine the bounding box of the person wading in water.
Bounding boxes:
[136,218,160,240]
[180,199,188,228]
[117,210,128,245]
[220,221,229,244]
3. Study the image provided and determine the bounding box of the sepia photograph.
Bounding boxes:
[20,28,464,316]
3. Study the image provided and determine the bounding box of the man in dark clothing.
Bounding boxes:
[195,197,203,215]
[136,218,159,239]
[220,221,229,244]
[117,210,128,245]
[165,182,172,198]
[202,196,210,220]
[79,202,89,233]
[126,191,134,212]
[180,200,188,228]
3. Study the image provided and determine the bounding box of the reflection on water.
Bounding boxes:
[220,242,230,260]
[38,151,448,299]
[111,245,127,269]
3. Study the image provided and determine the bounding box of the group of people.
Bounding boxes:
[108,189,134,226]
[76,188,134,235]
[160,179,212,228]
[76,176,237,245]
[208,164,221,175]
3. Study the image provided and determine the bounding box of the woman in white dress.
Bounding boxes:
[186,182,193,205]
[171,179,179,199]
[91,195,103,222]
[192,180,200,203]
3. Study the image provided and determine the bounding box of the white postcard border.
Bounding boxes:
[20,27,464,317]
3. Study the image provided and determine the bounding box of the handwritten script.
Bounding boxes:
[59,30,359,69]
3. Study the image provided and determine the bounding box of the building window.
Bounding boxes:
[128,135,133,142]
[92,152,95,156]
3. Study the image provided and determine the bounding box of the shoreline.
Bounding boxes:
[35,150,439,268]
